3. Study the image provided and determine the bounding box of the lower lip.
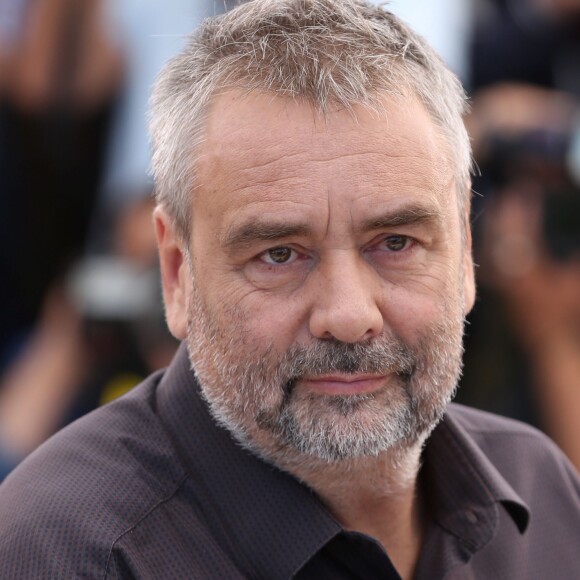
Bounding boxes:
[298,376,387,396]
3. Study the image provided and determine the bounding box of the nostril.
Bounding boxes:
[309,303,383,343]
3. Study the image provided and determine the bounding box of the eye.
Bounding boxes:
[260,246,297,265]
[382,235,411,252]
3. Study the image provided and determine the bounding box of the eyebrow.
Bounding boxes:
[221,203,443,249]
[221,220,312,249]
[358,204,442,232]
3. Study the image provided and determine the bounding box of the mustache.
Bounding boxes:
[276,336,416,387]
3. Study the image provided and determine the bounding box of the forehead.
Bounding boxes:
[194,90,455,227]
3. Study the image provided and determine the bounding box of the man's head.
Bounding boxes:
[150,0,472,242]
[151,0,475,466]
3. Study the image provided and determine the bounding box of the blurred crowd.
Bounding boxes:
[0,0,579,479]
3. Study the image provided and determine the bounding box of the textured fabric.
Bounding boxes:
[0,343,579,579]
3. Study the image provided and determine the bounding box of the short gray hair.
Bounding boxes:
[149,0,472,240]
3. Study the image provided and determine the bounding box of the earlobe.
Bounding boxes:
[463,249,476,315]
[153,206,189,339]
[462,197,476,315]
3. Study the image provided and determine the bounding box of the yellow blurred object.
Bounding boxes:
[99,373,142,406]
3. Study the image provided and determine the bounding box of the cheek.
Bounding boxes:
[245,296,308,348]
[199,276,307,349]
[378,281,454,343]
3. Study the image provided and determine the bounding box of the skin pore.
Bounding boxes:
[155,90,475,579]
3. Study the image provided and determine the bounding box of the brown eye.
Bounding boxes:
[263,247,294,264]
[383,236,409,252]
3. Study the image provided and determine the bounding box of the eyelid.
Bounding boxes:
[367,232,411,247]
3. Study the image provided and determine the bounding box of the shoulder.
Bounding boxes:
[446,402,562,449]
[445,402,567,461]
[0,369,188,578]
[446,402,547,437]
[445,403,580,499]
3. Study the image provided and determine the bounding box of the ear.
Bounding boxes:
[153,206,189,339]
[462,191,476,315]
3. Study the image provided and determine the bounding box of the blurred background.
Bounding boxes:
[0,0,579,479]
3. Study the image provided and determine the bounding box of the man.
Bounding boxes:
[0,1,579,578]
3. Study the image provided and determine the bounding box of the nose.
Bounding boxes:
[308,253,384,343]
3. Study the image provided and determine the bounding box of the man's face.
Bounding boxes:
[162,90,474,463]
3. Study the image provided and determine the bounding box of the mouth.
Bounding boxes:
[297,373,389,396]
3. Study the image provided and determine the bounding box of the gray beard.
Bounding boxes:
[185,286,465,465]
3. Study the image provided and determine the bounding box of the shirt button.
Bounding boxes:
[466,510,478,524]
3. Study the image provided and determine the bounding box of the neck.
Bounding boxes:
[277,442,427,580]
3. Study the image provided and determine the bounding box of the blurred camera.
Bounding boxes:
[481,129,580,261]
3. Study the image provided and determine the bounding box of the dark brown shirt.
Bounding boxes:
[0,344,579,579]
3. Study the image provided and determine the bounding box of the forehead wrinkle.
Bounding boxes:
[237,148,307,173]
[232,145,398,180]
[356,156,453,204]
[225,173,309,193]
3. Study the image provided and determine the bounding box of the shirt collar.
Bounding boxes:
[422,405,530,552]
[157,345,530,577]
